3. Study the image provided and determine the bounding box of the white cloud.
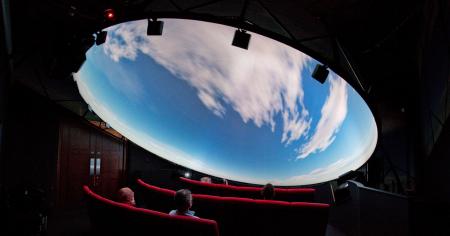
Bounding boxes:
[102,19,311,148]
[198,90,226,117]
[297,75,348,159]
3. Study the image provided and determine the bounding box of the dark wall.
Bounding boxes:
[427,124,450,203]
[421,119,450,236]
[2,84,60,197]
[1,84,60,235]
[126,142,261,191]
[421,110,450,236]
[0,0,11,190]
[126,142,215,191]
[413,0,450,235]
[419,0,450,156]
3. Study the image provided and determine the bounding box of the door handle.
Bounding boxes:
[95,157,101,175]
[95,153,101,187]
[89,152,102,187]
[89,152,95,177]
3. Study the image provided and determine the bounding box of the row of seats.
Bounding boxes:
[83,185,219,236]
[179,177,316,202]
[137,179,330,236]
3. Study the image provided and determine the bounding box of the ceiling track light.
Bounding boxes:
[147,18,164,36]
[232,29,251,50]
[312,64,329,84]
[95,31,107,45]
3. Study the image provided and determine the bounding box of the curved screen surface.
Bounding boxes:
[75,19,377,186]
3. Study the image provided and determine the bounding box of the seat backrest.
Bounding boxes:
[135,179,175,212]
[195,195,330,236]
[137,180,329,236]
[83,185,219,236]
[179,177,236,196]
[179,177,315,202]
[285,201,330,236]
[273,188,316,202]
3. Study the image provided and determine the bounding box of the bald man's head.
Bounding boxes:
[117,187,136,206]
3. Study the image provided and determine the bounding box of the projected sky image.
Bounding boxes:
[74,19,377,186]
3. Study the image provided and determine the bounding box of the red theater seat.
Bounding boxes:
[135,179,176,212]
[179,177,316,202]
[137,179,330,236]
[83,185,219,236]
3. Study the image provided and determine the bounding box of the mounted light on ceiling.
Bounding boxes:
[232,29,251,50]
[312,64,329,84]
[104,8,116,21]
[147,18,164,36]
[95,31,107,45]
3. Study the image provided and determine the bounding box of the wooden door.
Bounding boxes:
[88,132,101,193]
[89,131,125,199]
[94,133,124,199]
[57,120,125,209]
[57,121,91,209]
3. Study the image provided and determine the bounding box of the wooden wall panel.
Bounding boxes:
[57,120,125,209]
[57,122,91,209]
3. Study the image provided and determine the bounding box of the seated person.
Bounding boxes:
[200,176,212,183]
[222,178,229,185]
[261,183,275,200]
[169,189,198,218]
[117,187,136,206]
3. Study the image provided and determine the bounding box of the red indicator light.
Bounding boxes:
[104,9,116,21]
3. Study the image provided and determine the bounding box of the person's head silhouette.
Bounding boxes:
[261,183,275,200]
[200,176,212,183]
[174,189,193,214]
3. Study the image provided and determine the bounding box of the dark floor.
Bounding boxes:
[44,208,347,236]
[326,225,347,236]
[46,208,91,236]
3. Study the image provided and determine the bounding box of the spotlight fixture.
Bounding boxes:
[147,19,164,36]
[232,29,251,50]
[312,64,329,84]
[184,172,191,178]
[104,8,116,21]
[95,31,107,45]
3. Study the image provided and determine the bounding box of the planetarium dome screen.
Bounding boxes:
[74,19,377,186]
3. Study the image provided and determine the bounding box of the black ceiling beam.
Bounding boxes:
[256,0,298,41]
[34,69,50,99]
[168,0,183,12]
[335,38,367,94]
[183,0,225,12]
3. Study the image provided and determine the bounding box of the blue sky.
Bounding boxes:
[74,19,377,186]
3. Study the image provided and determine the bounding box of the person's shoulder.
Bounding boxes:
[187,210,199,218]
[186,210,196,216]
[169,210,177,215]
